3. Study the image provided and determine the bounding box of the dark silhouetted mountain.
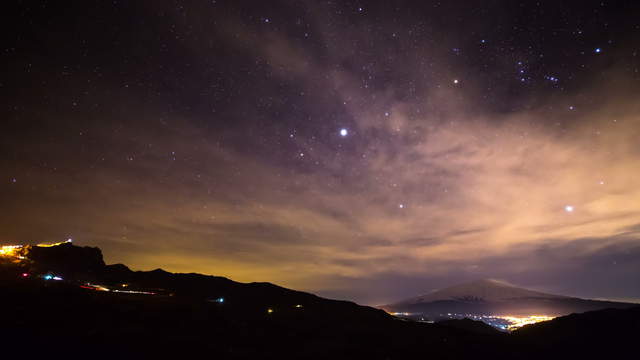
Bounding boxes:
[383,278,636,318]
[27,242,105,276]
[0,242,504,359]
[437,318,502,335]
[1,242,639,359]
[510,306,640,358]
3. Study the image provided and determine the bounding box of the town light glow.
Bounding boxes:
[0,245,23,257]
[499,315,555,330]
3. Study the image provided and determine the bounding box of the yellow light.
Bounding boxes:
[0,245,22,256]
[497,315,555,330]
[36,239,72,248]
[267,308,274,314]
[0,245,27,263]
[295,304,303,308]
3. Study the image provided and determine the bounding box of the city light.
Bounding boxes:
[1,240,72,263]
[390,311,555,331]
[0,245,23,257]
[36,239,73,248]
[81,284,110,291]
[500,315,555,330]
[42,274,63,281]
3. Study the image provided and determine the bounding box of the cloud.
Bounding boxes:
[3,1,640,305]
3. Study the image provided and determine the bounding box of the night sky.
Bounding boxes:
[3,1,640,305]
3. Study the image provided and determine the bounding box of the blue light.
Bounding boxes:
[43,274,53,280]
[544,75,559,83]
[595,48,602,53]
[216,297,225,303]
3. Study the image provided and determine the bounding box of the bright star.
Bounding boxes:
[595,48,602,53]
[340,128,348,137]
[399,204,405,209]
[453,79,459,84]
[564,205,574,213]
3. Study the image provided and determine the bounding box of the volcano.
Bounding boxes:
[382,279,636,318]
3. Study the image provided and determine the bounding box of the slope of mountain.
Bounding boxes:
[511,306,640,358]
[392,279,567,305]
[437,318,502,335]
[383,279,636,318]
[0,241,503,359]
[1,241,393,322]
[2,241,639,359]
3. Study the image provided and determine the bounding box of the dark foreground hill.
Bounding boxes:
[1,242,639,359]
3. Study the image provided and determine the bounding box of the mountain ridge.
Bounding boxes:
[2,240,640,359]
[383,278,637,318]
[389,279,570,306]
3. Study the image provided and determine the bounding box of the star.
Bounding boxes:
[564,205,574,213]
[399,204,405,209]
[595,48,602,53]
[339,128,348,137]
[453,79,459,84]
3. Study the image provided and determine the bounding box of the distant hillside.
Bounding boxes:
[383,279,637,317]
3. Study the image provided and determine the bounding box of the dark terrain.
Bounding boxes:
[1,242,638,359]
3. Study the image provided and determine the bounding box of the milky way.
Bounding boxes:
[2,1,640,304]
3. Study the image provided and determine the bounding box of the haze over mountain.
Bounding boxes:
[383,279,637,318]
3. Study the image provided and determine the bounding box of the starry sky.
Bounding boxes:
[3,1,640,305]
